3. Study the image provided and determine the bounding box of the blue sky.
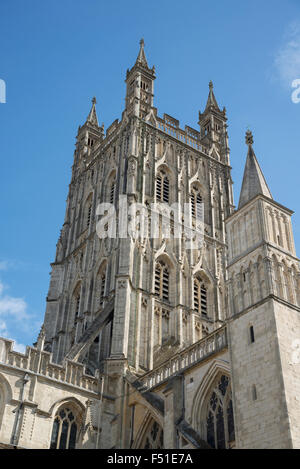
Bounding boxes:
[0,0,300,351]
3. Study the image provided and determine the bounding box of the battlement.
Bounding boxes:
[0,338,100,394]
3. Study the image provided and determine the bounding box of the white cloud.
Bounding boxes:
[274,21,300,88]
[0,280,28,319]
[0,319,7,335]
[11,341,26,354]
[0,276,32,354]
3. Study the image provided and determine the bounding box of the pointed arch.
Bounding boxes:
[94,260,108,311]
[156,165,170,203]
[0,372,13,430]
[154,257,170,302]
[191,360,234,449]
[190,183,203,220]
[83,192,93,230]
[106,169,117,204]
[133,411,164,449]
[49,397,85,450]
[72,281,82,323]
[193,270,212,317]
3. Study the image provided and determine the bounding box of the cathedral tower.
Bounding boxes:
[226,131,300,448]
[42,40,234,376]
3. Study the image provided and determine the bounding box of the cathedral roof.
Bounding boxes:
[238,130,272,209]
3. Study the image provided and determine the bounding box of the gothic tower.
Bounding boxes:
[226,131,300,449]
[0,41,299,450]
[43,40,234,379]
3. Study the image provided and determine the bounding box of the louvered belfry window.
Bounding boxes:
[194,278,208,315]
[156,170,169,203]
[155,261,169,302]
[110,179,115,204]
[191,187,203,219]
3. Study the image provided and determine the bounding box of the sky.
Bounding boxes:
[0,0,300,352]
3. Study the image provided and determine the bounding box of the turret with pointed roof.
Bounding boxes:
[74,97,104,167]
[198,82,229,164]
[86,96,99,127]
[238,131,272,209]
[205,81,221,112]
[125,39,156,118]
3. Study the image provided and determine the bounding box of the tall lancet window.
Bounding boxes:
[194,277,208,316]
[96,263,107,309]
[84,193,93,230]
[73,284,81,322]
[205,375,235,449]
[142,420,164,449]
[110,178,116,204]
[50,407,79,449]
[155,260,169,302]
[87,203,92,228]
[191,187,203,219]
[156,170,169,203]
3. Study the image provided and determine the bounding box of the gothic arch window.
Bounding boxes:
[156,169,169,203]
[84,194,93,230]
[50,406,80,449]
[190,186,203,219]
[96,263,107,310]
[155,260,169,302]
[141,420,164,449]
[72,284,81,322]
[205,375,235,449]
[194,277,208,316]
[110,176,116,204]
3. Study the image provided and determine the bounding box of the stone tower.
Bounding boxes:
[226,131,300,449]
[42,40,234,377]
[1,42,298,450]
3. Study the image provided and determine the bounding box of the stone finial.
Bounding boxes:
[37,324,45,351]
[209,80,213,90]
[92,96,97,105]
[245,130,254,146]
[135,37,148,68]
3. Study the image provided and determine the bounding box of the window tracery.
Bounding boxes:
[205,375,235,449]
[50,407,79,449]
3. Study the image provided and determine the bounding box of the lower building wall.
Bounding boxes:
[0,365,100,449]
[228,299,295,449]
[274,302,300,448]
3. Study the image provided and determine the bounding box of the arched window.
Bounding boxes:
[50,407,79,449]
[96,263,107,309]
[156,170,169,203]
[142,420,164,449]
[191,186,203,219]
[205,375,235,449]
[110,178,116,204]
[73,285,81,322]
[194,277,208,316]
[155,261,169,302]
[87,203,92,228]
[84,194,93,230]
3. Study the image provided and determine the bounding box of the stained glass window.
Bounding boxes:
[142,420,164,449]
[205,375,235,449]
[50,407,79,449]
